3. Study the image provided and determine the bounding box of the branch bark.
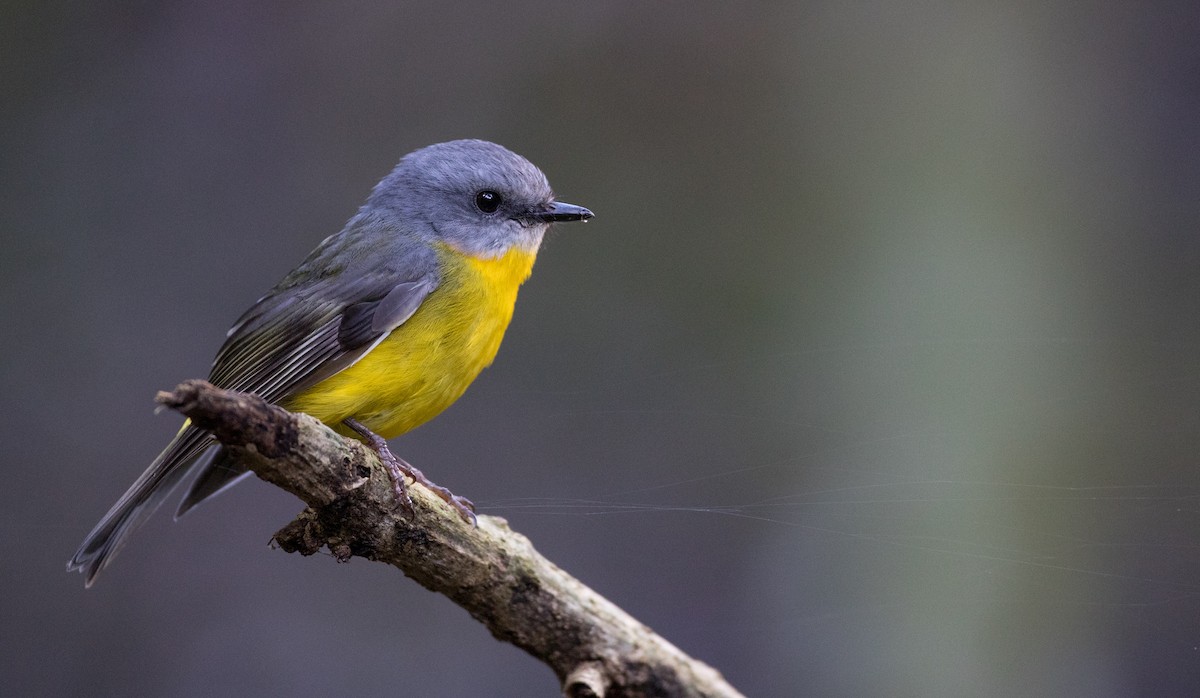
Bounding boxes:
[156,379,744,698]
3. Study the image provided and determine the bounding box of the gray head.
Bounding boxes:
[365,140,592,257]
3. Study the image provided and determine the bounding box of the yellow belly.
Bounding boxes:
[284,244,536,438]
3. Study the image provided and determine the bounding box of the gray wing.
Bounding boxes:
[208,228,439,403]
[209,274,436,402]
[175,223,439,518]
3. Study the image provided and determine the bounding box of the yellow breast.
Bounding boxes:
[285,244,537,438]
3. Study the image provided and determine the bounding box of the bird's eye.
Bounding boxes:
[475,190,502,214]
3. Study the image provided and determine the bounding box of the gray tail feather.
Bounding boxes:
[174,446,251,519]
[68,424,215,587]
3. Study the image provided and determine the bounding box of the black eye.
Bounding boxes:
[475,190,502,214]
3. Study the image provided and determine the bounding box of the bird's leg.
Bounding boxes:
[343,418,416,518]
[343,418,477,526]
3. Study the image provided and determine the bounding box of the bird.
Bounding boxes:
[68,139,593,587]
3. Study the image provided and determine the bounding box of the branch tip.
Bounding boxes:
[564,661,609,698]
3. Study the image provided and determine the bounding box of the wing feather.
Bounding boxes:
[207,223,440,404]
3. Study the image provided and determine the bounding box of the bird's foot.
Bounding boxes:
[343,418,477,526]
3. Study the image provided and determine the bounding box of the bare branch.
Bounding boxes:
[156,380,744,698]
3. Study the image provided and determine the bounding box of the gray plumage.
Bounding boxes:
[68,140,592,587]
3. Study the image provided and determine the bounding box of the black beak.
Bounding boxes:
[523,201,594,224]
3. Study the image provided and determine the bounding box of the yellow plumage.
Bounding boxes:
[284,244,537,438]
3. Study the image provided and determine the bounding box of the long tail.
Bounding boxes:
[68,422,215,587]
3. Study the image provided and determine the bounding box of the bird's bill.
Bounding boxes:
[524,201,594,223]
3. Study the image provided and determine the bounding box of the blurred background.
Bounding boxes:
[3,2,1199,696]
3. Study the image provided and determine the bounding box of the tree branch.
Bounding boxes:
[156,380,744,698]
